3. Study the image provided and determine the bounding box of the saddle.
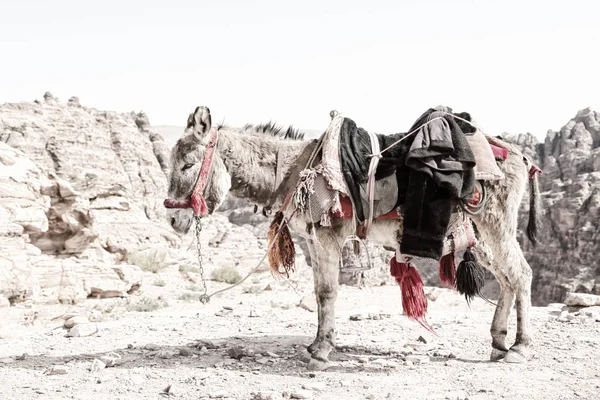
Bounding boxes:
[291,106,509,261]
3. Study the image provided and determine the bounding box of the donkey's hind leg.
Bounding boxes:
[504,245,533,363]
[483,236,533,363]
[474,242,515,361]
[305,229,341,371]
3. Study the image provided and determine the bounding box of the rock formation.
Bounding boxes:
[509,107,600,305]
[0,94,178,304]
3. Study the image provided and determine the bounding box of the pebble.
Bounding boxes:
[564,292,600,307]
[227,346,253,360]
[405,355,430,364]
[290,390,312,399]
[99,352,121,367]
[298,295,317,312]
[264,351,280,358]
[158,349,178,359]
[67,323,98,337]
[0,357,14,364]
[302,382,326,391]
[43,365,68,375]
[197,339,226,349]
[256,357,269,365]
[179,347,193,357]
[144,343,160,351]
[89,359,106,372]
[249,309,261,318]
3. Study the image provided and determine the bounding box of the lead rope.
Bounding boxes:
[194,215,210,304]
[193,209,298,304]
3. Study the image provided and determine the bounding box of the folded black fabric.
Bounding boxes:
[337,106,476,260]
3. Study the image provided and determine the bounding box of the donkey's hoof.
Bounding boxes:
[490,348,507,361]
[504,349,527,364]
[307,342,317,354]
[307,357,330,371]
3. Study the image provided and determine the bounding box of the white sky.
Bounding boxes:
[1,0,598,139]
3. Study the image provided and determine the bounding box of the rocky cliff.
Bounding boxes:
[509,107,600,305]
[0,93,179,305]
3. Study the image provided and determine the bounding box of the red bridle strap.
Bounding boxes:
[163,128,219,216]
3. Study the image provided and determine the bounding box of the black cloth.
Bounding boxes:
[337,106,476,260]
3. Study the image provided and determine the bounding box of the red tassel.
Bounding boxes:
[389,257,408,278]
[439,252,457,288]
[389,257,435,334]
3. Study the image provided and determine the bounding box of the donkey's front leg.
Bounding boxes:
[306,233,340,371]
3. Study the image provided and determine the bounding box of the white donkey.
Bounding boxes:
[165,106,540,371]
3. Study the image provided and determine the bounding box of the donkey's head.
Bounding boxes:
[165,106,231,234]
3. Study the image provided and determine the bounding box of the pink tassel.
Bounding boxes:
[439,252,457,288]
[389,257,435,334]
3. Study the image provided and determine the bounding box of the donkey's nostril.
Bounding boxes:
[170,217,176,226]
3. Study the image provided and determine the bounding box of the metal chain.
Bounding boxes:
[194,215,210,304]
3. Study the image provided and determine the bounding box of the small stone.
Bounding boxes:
[67,323,98,337]
[298,295,316,312]
[64,316,89,329]
[158,349,177,359]
[227,346,248,360]
[417,335,428,344]
[162,384,173,396]
[15,354,26,361]
[557,310,570,322]
[179,347,193,357]
[264,284,273,291]
[264,351,280,358]
[302,382,326,391]
[89,359,106,372]
[256,357,269,365]
[349,314,365,321]
[290,390,312,399]
[209,391,230,398]
[144,343,160,351]
[197,339,223,350]
[43,365,68,375]
[0,357,14,364]
[564,292,600,307]
[223,306,234,311]
[99,352,121,367]
[405,355,430,364]
[249,309,261,318]
[357,356,369,364]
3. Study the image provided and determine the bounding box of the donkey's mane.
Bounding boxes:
[239,121,305,141]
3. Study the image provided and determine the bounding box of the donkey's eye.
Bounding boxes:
[181,163,194,171]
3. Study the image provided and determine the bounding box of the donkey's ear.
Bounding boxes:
[187,106,212,141]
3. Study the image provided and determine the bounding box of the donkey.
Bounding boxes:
[166,106,540,371]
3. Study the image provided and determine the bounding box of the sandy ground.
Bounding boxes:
[1,261,599,400]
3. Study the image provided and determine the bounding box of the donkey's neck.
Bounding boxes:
[217,130,309,205]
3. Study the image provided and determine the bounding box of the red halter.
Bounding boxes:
[163,128,219,217]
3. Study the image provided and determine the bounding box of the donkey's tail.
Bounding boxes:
[526,171,542,245]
